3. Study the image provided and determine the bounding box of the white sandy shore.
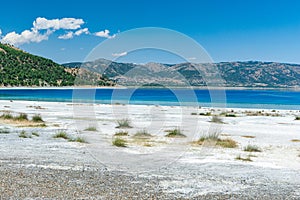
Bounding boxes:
[0,100,300,198]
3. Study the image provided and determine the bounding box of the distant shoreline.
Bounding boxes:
[0,86,300,91]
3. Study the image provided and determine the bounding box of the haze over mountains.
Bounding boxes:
[1,43,300,88]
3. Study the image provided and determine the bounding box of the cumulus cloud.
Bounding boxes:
[1,29,53,46]
[94,29,115,39]
[0,17,86,46]
[112,51,127,57]
[33,17,84,30]
[0,17,115,46]
[0,29,2,36]
[58,28,89,40]
[58,31,74,39]
[75,28,89,36]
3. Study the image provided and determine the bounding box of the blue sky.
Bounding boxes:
[1,0,300,64]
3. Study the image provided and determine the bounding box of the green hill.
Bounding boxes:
[0,43,114,87]
[0,43,75,86]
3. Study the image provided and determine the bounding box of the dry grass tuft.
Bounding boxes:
[241,135,256,139]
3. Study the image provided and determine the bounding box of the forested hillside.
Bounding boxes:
[0,43,114,87]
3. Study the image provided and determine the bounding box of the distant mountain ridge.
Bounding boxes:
[63,60,300,88]
[1,42,299,88]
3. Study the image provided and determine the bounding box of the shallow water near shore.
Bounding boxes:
[0,88,299,110]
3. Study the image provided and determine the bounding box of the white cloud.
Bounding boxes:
[0,29,2,36]
[58,31,74,39]
[75,28,89,36]
[1,17,86,46]
[33,17,84,30]
[112,51,127,57]
[58,28,89,40]
[0,17,115,46]
[1,29,52,46]
[94,29,115,39]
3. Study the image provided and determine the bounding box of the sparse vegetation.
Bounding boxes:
[15,113,28,121]
[53,132,70,140]
[225,114,236,117]
[235,154,253,162]
[198,129,221,142]
[84,126,97,131]
[69,137,87,143]
[210,116,224,123]
[143,143,153,147]
[19,130,31,138]
[32,132,40,137]
[31,114,44,122]
[1,113,13,120]
[165,128,186,138]
[216,139,238,148]
[199,112,211,116]
[291,139,300,142]
[195,129,237,148]
[241,135,256,138]
[116,118,132,128]
[134,129,152,138]
[295,116,300,120]
[243,144,262,152]
[112,137,127,147]
[114,130,129,136]
[191,112,198,115]
[244,111,281,117]
[0,112,47,127]
[0,128,10,134]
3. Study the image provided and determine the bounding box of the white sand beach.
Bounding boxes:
[0,100,300,199]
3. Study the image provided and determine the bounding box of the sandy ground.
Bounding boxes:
[0,100,300,199]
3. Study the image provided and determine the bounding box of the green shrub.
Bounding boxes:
[165,128,186,138]
[195,129,237,148]
[53,132,69,140]
[225,114,236,117]
[32,114,44,122]
[1,113,13,120]
[69,137,87,143]
[19,130,31,138]
[243,145,261,152]
[134,129,152,138]
[216,139,237,148]
[0,128,10,134]
[112,137,127,147]
[199,112,211,116]
[116,118,132,128]
[15,113,28,121]
[114,130,129,136]
[84,126,97,131]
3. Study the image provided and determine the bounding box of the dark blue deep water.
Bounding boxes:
[0,88,299,110]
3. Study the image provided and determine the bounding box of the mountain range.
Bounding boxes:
[1,42,300,88]
[63,59,300,88]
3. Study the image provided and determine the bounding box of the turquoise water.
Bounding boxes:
[0,88,299,110]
